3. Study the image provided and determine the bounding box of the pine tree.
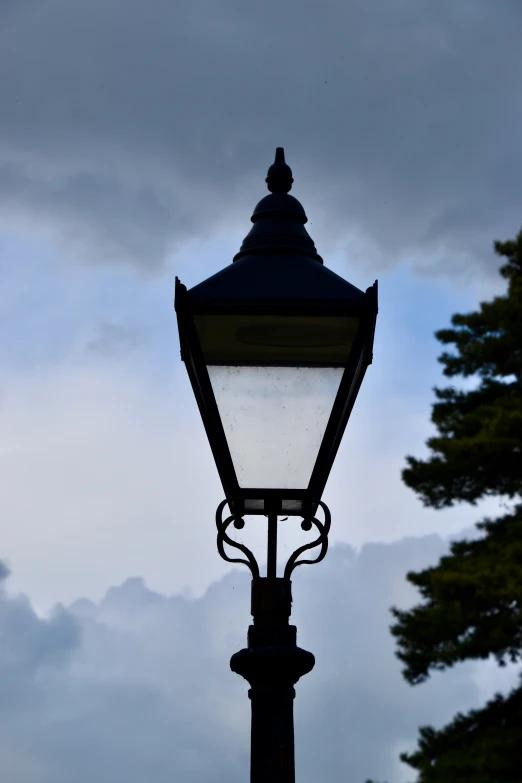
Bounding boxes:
[366,229,522,782]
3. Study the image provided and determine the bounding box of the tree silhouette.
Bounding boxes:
[366,229,522,782]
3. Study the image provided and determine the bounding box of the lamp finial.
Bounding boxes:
[265,147,294,194]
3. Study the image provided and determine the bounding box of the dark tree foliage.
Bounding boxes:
[397,679,522,783]
[365,230,522,783]
[403,234,522,509]
[391,506,522,685]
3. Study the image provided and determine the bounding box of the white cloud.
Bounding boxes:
[0,358,234,612]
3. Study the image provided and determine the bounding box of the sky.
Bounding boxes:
[1,1,522,781]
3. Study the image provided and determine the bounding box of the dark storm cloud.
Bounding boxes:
[0,0,521,274]
[0,532,509,783]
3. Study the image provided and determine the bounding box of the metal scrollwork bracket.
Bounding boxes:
[215,499,331,581]
[283,500,331,579]
[216,500,260,579]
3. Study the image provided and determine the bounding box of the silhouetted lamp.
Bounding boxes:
[175,149,378,783]
[175,148,377,520]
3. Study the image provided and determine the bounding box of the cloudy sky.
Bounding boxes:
[1,1,521,781]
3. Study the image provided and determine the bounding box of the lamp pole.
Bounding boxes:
[231,575,313,783]
[216,499,331,783]
[175,148,378,782]
[230,513,315,783]
[230,577,315,783]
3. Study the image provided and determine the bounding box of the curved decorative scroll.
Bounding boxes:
[283,500,331,580]
[215,500,260,579]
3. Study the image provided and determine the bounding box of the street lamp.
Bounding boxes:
[175,148,378,783]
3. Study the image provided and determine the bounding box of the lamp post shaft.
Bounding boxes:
[231,577,315,783]
[249,682,296,783]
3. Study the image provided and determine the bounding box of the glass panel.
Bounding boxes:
[208,365,343,488]
[195,314,360,366]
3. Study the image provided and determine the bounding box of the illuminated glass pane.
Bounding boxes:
[208,365,343,488]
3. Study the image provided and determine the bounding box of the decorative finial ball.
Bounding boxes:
[265,147,294,194]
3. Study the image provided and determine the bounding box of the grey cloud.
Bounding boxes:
[0,579,79,719]
[0,530,514,783]
[0,1,521,276]
[0,559,10,582]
